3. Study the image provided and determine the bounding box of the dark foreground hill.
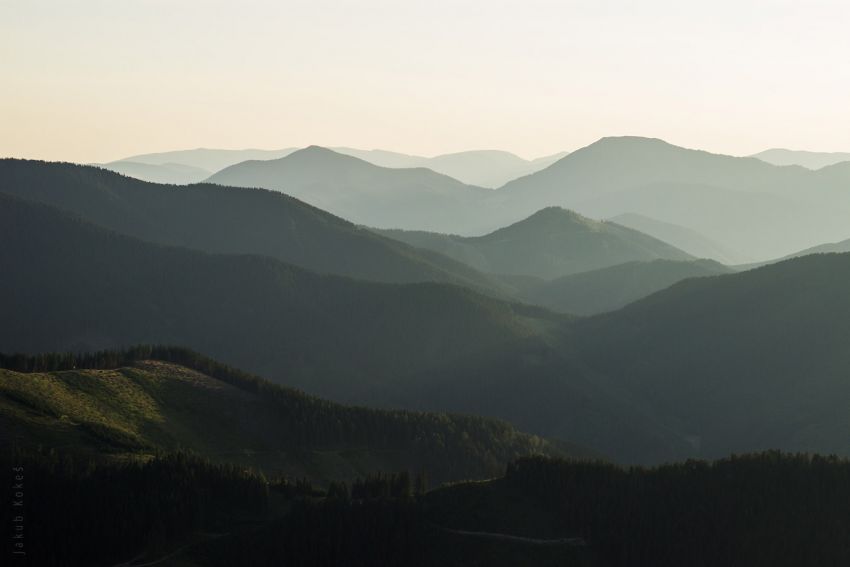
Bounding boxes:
[0,159,500,290]
[378,207,692,280]
[576,252,850,459]
[7,450,849,567]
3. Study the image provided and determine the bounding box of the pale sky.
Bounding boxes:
[2,0,850,163]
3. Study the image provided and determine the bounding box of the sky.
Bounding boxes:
[2,0,850,163]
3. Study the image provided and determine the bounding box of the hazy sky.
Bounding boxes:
[3,0,850,162]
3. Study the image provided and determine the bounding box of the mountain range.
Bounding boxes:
[7,160,850,464]
[494,136,850,260]
[201,137,850,261]
[206,146,494,234]
[331,147,569,187]
[0,189,691,462]
[107,146,568,188]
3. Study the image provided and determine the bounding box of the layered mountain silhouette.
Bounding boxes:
[494,136,850,259]
[519,259,731,315]
[207,146,494,233]
[0,192,689,462]
[115,146,569,188]
[0,159,500,290]
[377,207,692,280]
[0,193,556,401]
[8,150,850,466]
[753,148,850,170]
[199,137,850,261]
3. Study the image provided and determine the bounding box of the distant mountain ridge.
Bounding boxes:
[752,148,850,170]
[198,137,850,261]
[115,147,300,172]
[494,136,850,260]
[333,147,568,187]
[377,207,693,280]
[111,146,569,187]
[206,146,496,234]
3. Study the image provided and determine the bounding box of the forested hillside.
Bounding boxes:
[7,450,846,566]
[0,346,561,485]
[0,193,558,400]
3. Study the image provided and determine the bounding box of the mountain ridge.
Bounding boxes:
[377,206,693,280]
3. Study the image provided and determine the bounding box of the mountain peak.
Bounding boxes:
[483,208,603,243]
[584,136,679,153]
[521,206,593,225]
[288,145,343,158]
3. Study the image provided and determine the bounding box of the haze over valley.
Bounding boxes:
[4,1,850,565]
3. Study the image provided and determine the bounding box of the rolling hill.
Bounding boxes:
[377,207,693,280]
[0,159,500,290]
[206,146,494,234]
